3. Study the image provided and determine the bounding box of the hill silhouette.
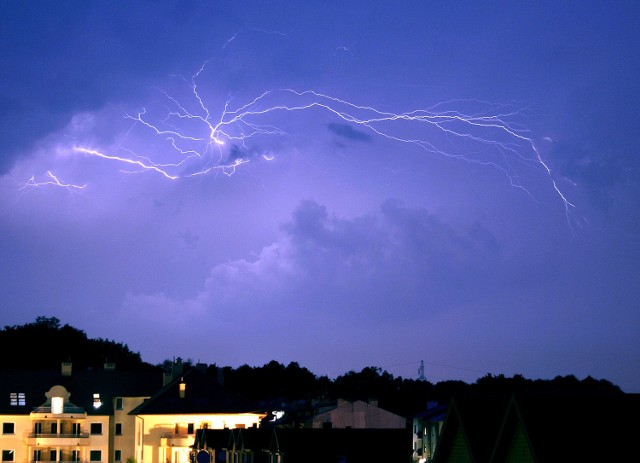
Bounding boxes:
[0,316,159,372]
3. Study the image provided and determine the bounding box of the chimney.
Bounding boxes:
[196,362,207,373]
[179,378,186,399]
[61,362,72,376]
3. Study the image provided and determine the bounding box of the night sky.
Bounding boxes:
[1,2,639,391]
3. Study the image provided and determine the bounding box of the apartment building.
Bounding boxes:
[0,363,266,463]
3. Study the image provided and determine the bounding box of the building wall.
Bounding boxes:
[0,412,111,463]
[135,413,265,463]
[311,399,407,429]
[1,414,31,463]
[111,397,148,463]
[1,404,265,463]
[84,415,111,463]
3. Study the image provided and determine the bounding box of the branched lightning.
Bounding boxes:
[21,171,87,192]
[33,58,573,225]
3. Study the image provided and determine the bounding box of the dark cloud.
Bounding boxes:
[2,1,640,391]
[327,123,372,142]
[280,199,501,313]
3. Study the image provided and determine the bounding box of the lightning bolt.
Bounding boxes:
[30,58,575,228]
[21,171,87,192]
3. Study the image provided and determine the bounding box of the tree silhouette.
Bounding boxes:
[0,316,157,371]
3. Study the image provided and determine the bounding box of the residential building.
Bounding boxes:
[128,366,267,463]
[192,426,413,463]
[0,362,161,463]
[0,362,266,463]
[412,400,447,463]
[309,398,407,429]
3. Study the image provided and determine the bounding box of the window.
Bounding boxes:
[2,423,14,434]
[71,450,79,462]
[187,423,194,434]
[115,397,123,410]
[90,423,102,435]
[33,450,41,461]
[90,450,101,462]
[93,393,102,409]
[9,393,25,406]
[34,423,42,434]
[50,423,57,434]
[115,423,122,435]
[114,450,122,462]
[49,450,56,462]
[51,396,63,414]
[72,423,81,435]
[1,450,13,462]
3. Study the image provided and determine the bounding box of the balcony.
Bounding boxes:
[160,432,194,447]
[26,433,91,446]
[30,461,88,463]
[31,406,87,418]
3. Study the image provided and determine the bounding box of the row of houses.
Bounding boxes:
[2,361,638,462]
[0,361,418,463]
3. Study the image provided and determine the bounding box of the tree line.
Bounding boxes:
[1,317,623,418]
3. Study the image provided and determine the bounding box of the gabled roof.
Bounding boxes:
[414,401,449,422]
[129,367,264,415]
[432,394,511,463]
[491,392,640,462]
[311,398,407,428]
[194,427,412,463]
[0,368,162,415]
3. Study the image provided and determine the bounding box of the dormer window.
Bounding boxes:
[51,397,63,414]
[179,380,186,399]
[93,393,102,409]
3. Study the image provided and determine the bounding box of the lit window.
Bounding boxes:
[93,393,102,409]
[9,393,25,406]
[52,397,63,414]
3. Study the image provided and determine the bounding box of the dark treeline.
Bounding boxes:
[0,316,157,371]
[1,317,623,418]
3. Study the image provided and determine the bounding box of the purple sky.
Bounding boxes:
[1,2,639,391]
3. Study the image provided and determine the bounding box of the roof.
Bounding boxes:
[414,401,449,421]
[491,392,640,462]
[0,367,162,415]
[194,427,412,463]
[432,391,640,463]
[129,367,264,415]
[432,394,511,463]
